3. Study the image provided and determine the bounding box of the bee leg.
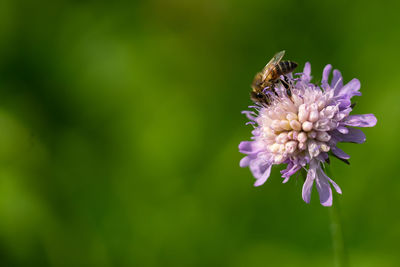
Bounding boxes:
[251,91,271,106]
[264,94,271,105]
[262,92,271,105]
[270,84,279,96]
[280,77,292,97]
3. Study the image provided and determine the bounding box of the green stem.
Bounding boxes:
[325,166,348,267]
[329,199,347,267]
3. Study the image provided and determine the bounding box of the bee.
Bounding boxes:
[251,50,298,105]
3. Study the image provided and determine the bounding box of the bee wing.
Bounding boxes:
[266,50,285,68]
[260,50,285,79]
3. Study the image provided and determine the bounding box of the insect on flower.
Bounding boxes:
[251,50,298,105]
[239,53,377,206]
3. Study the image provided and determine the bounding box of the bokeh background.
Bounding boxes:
[0,0,398,266]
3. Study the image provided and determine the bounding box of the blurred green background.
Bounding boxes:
[0,0,398,266]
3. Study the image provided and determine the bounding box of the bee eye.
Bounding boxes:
[257,93,263,98]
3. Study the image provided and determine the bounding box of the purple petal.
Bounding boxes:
[254,165,272,186]
[281,163,301,183]
[302,166,316,204]
[249,157,271,175]
[322,64,332,87]
[251,129,260,136]
[281,164,301,178]
[281,161,293,175]
[239,141,262,154]
[239,141,252,153]
[331,128,366,144]
[240,156,250,167]
[315,174,333,207]
[337,126,349,134]
[331,69,343,90]
[317,152,329,162]
[331,146,350,160]
[344,114,377,128]
[341,128,366,143]
[250,160,272,187]
[302,176,314,204]
[336,108,352,120]
[318,168,342,194]
[301,62,311,81]
[326,177,342,195]
[242,110,257,121]
[337,78,361,99]
[338,98,351,109]
[304,62,311,76]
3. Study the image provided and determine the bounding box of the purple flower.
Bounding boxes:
[239,63,377,206]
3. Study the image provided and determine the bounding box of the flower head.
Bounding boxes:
[239,63,377,206]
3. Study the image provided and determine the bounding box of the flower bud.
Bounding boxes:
[290,120,302,131]
[279,120,291,130]
[286,113,298,121]
[307,131,317,139]
[316,131,331,142]
[276,132,288,144]
[297,132,307,143]
[298,142,307,150]
[320,144,330,152]
[302,121,313,132]
[298,104,309,123]
[285,141,298,154]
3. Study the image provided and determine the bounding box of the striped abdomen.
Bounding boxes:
[277,61,298,75]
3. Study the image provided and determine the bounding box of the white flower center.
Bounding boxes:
[257,88,337,164]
